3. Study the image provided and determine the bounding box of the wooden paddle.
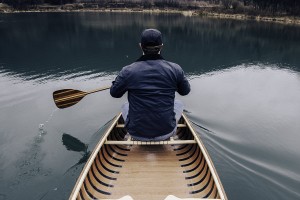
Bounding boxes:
[53,86,110,109]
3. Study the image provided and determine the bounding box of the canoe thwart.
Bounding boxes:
[105,139,197,145]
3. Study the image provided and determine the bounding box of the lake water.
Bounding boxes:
[0,12,300,200]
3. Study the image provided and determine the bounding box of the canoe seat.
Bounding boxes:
[108,123,194,145]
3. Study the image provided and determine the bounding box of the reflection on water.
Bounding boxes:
[1,12,300,80]
[0,12,300,200]
[62,133,88,153]
[61,133,90,177]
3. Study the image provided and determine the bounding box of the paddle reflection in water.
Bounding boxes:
[62,133,90,169]
[39,134,91,200]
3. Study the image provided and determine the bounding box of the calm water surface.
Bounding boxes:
[0,12,300,200]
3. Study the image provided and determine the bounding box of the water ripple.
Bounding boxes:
[188,114,300,199]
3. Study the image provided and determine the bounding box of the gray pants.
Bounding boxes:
[121,100,184,141]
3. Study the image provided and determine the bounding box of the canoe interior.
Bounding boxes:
[72,115,225,200]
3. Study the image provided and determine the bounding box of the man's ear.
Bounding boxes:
[139,43,145,55]
[158,44,163,54]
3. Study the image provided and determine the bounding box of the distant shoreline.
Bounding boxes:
[198,11,300,26]
[1,5,300,26]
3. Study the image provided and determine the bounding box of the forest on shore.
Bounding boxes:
[1,0,300,18]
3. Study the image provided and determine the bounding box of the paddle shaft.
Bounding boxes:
[86,86,111,95]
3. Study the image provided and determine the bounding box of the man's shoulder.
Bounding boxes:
[122,57,183,74]
[165,60,181,68]
[120,62,138,73]
[162,60,183,73]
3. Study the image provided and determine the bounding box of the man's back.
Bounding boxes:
[110,28,190,140]
[110,54,190,139]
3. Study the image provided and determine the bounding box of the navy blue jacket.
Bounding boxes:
[110,54,190,139]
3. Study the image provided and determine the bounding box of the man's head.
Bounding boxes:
[140,29,163,55]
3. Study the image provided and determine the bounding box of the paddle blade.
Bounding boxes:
[53,89,87,109]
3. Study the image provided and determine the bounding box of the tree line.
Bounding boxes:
[225,0,300,15]
[2,0,299,16]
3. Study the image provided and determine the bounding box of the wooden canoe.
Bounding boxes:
[69,113,227,200]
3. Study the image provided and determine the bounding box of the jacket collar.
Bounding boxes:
[136,54,164,62]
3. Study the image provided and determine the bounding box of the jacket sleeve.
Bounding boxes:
[110,68,129,98]
[177,69,191,96]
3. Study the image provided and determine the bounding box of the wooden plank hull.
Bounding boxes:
[69,113,227,200]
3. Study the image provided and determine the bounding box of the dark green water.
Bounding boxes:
[0,12,300,200]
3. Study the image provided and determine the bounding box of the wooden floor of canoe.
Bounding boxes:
[80,144,218,200]
[111,145,188,199]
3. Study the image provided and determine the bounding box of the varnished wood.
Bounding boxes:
[53,86,110,109]
[69,113,227,200]
[110,145,189,199]
[105,139,197,145]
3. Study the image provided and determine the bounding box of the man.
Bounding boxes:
[110,28,190,141]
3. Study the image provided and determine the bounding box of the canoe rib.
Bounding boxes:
[69,113,227,200]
